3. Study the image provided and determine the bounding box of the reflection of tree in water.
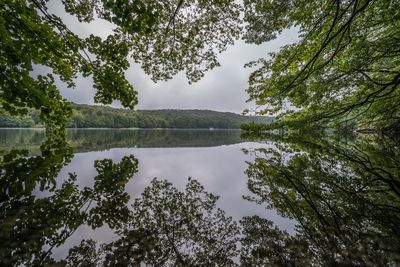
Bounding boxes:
[0,129,243,155]
[124,178,239,266]
[243,133,400,266]
[240,215,312,266]
[0,136,73,201]
[0,133,139,266]
[2,132,400,266]
[63,178,240,266]
[0,134,239,266]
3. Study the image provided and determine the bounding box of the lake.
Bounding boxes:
[1,129,399,266]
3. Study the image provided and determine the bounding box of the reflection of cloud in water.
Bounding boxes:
[50,142,295,260]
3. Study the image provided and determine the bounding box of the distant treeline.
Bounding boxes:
[0,104,272,129]
[0,129,245,155]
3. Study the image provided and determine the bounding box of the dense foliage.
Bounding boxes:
[0,110,38,127]
[1,151,139,266]
[0,104,272,129]
[1,0,241,129]
[1,135,240,265]
[242,132,400,265]
[0,129,244,155]
[2,1,399,132]
[243,0,400,132]
[1,129,399,265]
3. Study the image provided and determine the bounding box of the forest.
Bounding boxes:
[0,103,272,129]
[1,1,400,266]
[0,129,244,156]
[1,0,398,134]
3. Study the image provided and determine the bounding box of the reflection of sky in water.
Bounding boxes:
[47,142,295,260]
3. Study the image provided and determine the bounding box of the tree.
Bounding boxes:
[1,0,241,128]
[123,178,240,266]
[243,132,400,265]
[240,215,312,266]
[243,0,400,132]
[0,150,139,266]
[0,133,73,202]
[59,178,240,266]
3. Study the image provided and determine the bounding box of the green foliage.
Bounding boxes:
[0,142,239,266]
[0,129,245,155]
[0,108,42,128]
[0,127,73,204]
[240,215,312,266]
[0,112,35,127]
[243,132,400,265]
[243,0,400,132]
[3,0,400,134]
[240,121,274,132]
[64,178,240,266]
[68,104,272,129]
[0,146,139,266]
[1,129,400,265]
[61,178,240,266]
[0,104,273,129]
[1,0,241,129]
[124,178,240,266]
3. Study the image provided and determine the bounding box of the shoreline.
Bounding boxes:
[0,127,241,130]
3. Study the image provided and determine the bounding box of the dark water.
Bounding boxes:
[0,129,399,266]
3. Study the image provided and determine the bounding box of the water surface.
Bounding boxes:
[1,129,399,266]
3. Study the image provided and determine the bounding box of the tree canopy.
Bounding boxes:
[243,0,400,132]
[2,0,399,132]
[2,129,399,265]
[1,0,241,129]
[0,103,273,128]
[242,132,400,265]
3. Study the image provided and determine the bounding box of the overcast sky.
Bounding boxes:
[49,2,297,114]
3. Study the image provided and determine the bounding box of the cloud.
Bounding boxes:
[47,2,298,113]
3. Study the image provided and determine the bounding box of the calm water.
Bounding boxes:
[1,129,399,266]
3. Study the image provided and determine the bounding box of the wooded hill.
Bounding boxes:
[0,129,245,156]
[0,104,272,129]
